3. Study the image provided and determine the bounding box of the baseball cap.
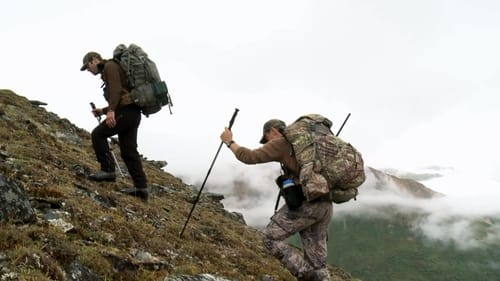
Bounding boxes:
[259,119,286,144]
[80,51,102,71]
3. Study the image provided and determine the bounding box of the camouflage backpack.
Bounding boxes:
[284,114,365,203]
[113,44,173,116]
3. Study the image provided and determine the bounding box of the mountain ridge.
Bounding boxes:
[0,89,359,281]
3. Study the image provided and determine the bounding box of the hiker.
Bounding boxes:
[80,51,148,200]
[220,119,332,281]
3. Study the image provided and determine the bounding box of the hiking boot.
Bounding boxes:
[88,171,116,182]
[299,269,330,281]
[120,187,149,201]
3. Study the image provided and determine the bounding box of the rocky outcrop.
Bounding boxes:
[0,174,36,223]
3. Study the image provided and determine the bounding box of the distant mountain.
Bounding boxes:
[381,167,446,182]
[367,167,443,198]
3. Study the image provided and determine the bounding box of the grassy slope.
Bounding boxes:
[0,89,291,280]
[0,89,356,281]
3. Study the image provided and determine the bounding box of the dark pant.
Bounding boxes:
[91,104,147,189]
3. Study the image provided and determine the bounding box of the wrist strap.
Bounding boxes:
[226,140,235,148]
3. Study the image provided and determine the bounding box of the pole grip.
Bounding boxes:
[90,102,101,122]
[228,108,239,130]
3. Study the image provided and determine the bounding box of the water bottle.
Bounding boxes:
[283,178,294,189]
[281,178,304,210]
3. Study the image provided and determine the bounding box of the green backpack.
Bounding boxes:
[284,114,365,203]
[113,44,173,116]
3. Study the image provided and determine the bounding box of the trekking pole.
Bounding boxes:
[336,113,351,136]
[179,108,240,238]
[90,102,124,177]
[274,189,282,213]
[166,92,173,115]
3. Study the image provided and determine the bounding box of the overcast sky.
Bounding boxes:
[1,1,499,200]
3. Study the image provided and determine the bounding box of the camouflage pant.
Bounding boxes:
[263,200,333,280]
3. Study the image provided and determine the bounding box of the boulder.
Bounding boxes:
[0,174,36,223]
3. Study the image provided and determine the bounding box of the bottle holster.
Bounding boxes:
[275,175,305,210]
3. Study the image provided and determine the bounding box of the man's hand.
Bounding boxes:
[106,110,116,128]
[220,127,233,144]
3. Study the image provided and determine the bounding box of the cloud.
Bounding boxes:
[332,168,500,250]
[180,161,282,228]
[413,212,497,250]
[200,165,500,250]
